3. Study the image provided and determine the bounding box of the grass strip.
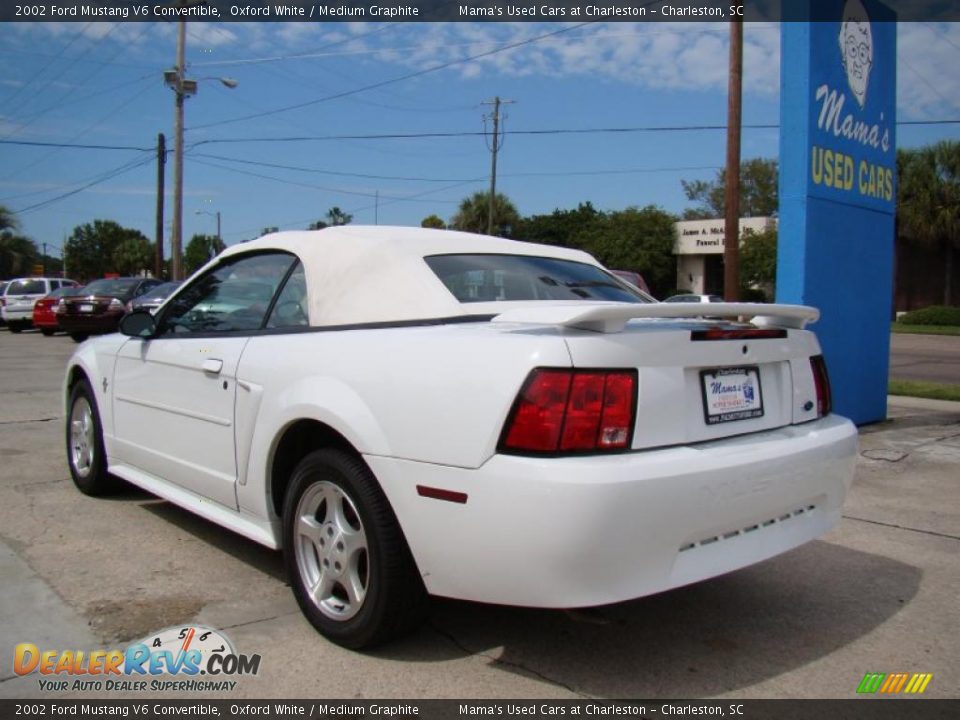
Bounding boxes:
[888,379,960,402]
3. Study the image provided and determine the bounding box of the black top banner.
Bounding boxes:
[2,0,959,23]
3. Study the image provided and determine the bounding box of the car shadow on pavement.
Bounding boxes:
[137,499,286,583]
[378,539,921,697]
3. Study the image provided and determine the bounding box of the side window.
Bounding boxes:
[161,253,297,335]
[266,262,309,329]
[51,280,61,290]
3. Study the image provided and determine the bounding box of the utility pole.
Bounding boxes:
[375,190,379,225]
[42,242,47,276]
[155,132,166,279]
[723,20,743,302]
[164,9,235,280]
[482,96,513,236]
[172,20,186,281]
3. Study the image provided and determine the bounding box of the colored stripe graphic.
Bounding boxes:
[857,673,886,694]
[879,674,899,693]
[857,672,933,694]
[904,674,933,694]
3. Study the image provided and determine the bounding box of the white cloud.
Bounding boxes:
[347,23,782,98]
[896,23,960,120]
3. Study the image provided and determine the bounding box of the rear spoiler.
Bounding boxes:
[491,302,819,334]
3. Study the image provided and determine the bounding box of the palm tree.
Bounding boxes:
[897,141,960,306]
[325,207,353,227]
[450,192,519,237]
[0,204,19,233]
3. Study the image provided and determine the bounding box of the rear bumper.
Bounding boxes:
[2,307,34,324]
[58,313,123,333]
[367,414,857,607]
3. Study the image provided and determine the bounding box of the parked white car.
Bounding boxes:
[65,226,857,648]
[3,276,78,332]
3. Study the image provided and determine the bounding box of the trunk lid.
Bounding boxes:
[493,303,824,449]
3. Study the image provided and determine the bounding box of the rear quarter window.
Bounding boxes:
[7,279,47,295]
[425,254,649,304]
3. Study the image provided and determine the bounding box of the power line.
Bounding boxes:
[0,139,154,151]
[187,156,471,204]
[1,23,93,107]
[12,153,155,215]
[186,151,726,184]
[2,119,955,157]
[189,22,594,131]
[2,79,158,181]
[1,23,122,139]
[187,152,471,182]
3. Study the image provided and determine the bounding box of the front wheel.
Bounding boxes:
[8,322,23,333]
[70,333,88,343]
[41,328,55,336]
[66,380,118,496]
[282,449,427,649]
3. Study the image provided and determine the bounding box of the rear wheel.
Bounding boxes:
[8,323,23,334]
[282,449,427,649]
[70,333,88,343]
[40,328,55,336]
[66,380,118,496]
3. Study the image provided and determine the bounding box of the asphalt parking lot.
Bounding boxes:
[0,328,957,700]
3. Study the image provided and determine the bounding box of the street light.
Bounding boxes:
[164,17,237,280]
[195,209,222,260]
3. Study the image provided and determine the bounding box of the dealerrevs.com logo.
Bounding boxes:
[13,625,261,692]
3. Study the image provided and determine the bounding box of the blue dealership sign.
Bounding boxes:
[778,0,897,425]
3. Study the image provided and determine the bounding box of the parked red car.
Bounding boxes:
[32,286,84,336]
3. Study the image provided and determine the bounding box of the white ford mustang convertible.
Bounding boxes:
[65,226,857,648]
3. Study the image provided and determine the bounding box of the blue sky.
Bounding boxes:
[1,20,959,260]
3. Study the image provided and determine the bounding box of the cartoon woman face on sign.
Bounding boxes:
[839,0,873,108]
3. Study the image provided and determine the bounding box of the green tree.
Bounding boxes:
[739,227,778,300]
[584,206,678,297]
[0,205,40,277]
[113,235,154,276]
[682,158,779,220]
[326,207,353,227]
[0,204,18,234]
[897,141,960,306]
[184,234,225,275]
[63,220,150,281]
[0,234,40,278]
[421,214,446,230]
[515,202,604,249]
[451,192,520,237]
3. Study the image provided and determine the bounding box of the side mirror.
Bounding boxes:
[119,309,158,339]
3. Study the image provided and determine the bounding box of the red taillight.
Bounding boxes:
[810,355,832,418]
[501,369,637,454]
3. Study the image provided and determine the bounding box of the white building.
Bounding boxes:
[673,217,776,295]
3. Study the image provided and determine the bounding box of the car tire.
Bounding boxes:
[66,379,118,496]
[40,328,55,336]
[282,449,427,649]
[8,323,23,334]
[70,333,88,343]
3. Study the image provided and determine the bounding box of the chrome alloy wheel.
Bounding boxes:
[69,396,95,479]
[294,480,369,621]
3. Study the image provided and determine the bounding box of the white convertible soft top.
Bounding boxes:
[220,226,601,326]
[218,226,817,331]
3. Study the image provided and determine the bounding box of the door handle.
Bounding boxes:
[202,358,224,375]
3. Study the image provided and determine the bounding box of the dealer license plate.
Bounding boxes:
[79,304,94,313]
[700,367,763,425]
